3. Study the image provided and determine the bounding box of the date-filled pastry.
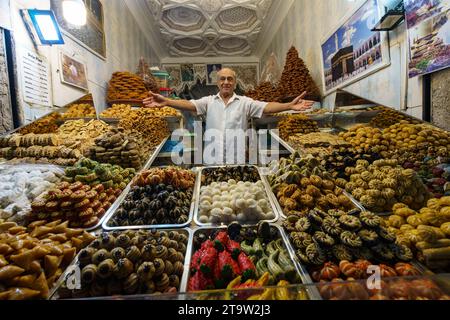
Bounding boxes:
[126,246,141,263]
[173,261,184,277]
[123,273,139,295]
[157,236,170,247]
[106,279,123,296]
[92,249,111,265]
[115,234,131,248]
[169,275,180,288]
[153,258,166,277]
[99,233,115,250]
[168,231,180,242]
[155,273,170,292]
[90,281,106,297]
[164,260,174,275]
[97,259,115,279]
[137,262,155,281]
[114,258,134,279]
[141,244,156,261]
[167,248,179,263]
[155,245,168,260]
[111,247,126,262]
[81,264,98,284]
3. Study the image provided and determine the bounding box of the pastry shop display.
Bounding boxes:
[135,57,159,93]
[275,46,321,102]
[107,71,149,101]
[57,119,111,156]
[0,219,95,300]
[278,114,319,141]
[384,198,450,270]
[101,104,180,118]
[61,104,96,119]
[29,181,121,228]
[55,229,188,298]
[88,128,146,170]
[369,108,421,128]
[106,167,196,227]
[245,81,279,102]
[287,132,352,156]
[63,158,135,190]
[267,153,354,215]
[413,160,450,198]
[285,208,412,266]
[344,158,430,212]
[381,122,450,155]
[339,125,390,154]
[188,223,300,292]
[201,166,260,185]
[319,147,382,180]
[0,165,63,225]
[197,180,275,225]
[18,112,62,135]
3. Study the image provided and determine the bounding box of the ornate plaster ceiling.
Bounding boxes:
[145,0,274,57]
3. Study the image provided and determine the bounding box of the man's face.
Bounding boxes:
[217,69,236,96]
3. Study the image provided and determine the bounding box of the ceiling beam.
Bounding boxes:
[124,0,167,59]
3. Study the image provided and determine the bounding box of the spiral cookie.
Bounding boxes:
[358,229,379,245]
[339,215,362,230]
[371,243,395,261]
[296,250,311,265]
[360,211,381,228]
[391,244,413,262]
[328,209,346,218]
[290,232,313,249]
[340,231,362,248]
[350,247,373,261]
[378,226,396,243]
[295,217,311,232]
[332,244,353,261]
[305,243,326,265]
[322,217,343,237]
[308,209,323,226]
[313,231,335,247]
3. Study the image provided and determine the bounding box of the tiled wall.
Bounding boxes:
[10,0,160,125]
[0,28,13,133]
[260,0,423,114]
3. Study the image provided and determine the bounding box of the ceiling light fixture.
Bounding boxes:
[63,0,87,26]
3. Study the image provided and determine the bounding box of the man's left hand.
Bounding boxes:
[290,91,315,111]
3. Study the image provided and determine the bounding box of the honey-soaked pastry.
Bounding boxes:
[44,255,63,277]
[115,234,131,248]
[126,246,141,263]
[155,273,170,292]
[81,264,97,284]
[290,232,313,250]
[322,217,342,237]
[327,209,346,218]
[313,231,335,247]
[358,229,379,246]
[114,258,134,279]
[92,249,111,265]
[99,233,115,250]
[155,245,168,260]
[97,259,115,279]
[157,236,171,248]
[137,262,155,282]
[305,243,326,266]
[378,226,396,243]
[391,244,413,262]
[164,260,174,275]
[141,244,156,261]
[168,240,179,250]
[169,274,180,288]
[168,231,180,242]
[371,243,395,261]
[173,261,184,277]
[295,217,311,232]
[153,258,165,277]
[0,265,25,281]
[6,287,41,300]
[339,215,362,231]
[340,231,362,248]
[360,211,381,228]
[111,247,126,263]
[167,248,178,263]
[123,273,139,295]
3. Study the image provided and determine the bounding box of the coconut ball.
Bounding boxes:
[228,179,237,185]
[199,215,209,223]
[237,213,247,223]
[236,199,247,209]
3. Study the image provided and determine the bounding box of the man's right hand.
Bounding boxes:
[143,91,168,108]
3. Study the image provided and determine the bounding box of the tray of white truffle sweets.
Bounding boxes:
[193,165,279,227]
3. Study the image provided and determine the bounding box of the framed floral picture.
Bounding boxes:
[59,51,89,91]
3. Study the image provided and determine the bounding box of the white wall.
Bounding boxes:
[10,0,160,124]
[260,0,423,117]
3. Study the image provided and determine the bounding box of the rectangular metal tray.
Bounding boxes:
[193,165,280,227]
[102,167,200,231]
[49,227,193,300]
[185,224,321,300]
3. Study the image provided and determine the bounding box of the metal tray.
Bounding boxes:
[49,227,193,300]
[186,224,319,299]
[143,136,169,170]
[343,192,393,217]
[193,165,280,227]
[102,167,200,231]
[269,130,295,154]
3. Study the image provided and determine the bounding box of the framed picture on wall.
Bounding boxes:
[181,63,195,82]
[320,0,390,95]
[59,51,89,91]
[222,63,259,92]
[50,0,106,59]
[206,64,222,85]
